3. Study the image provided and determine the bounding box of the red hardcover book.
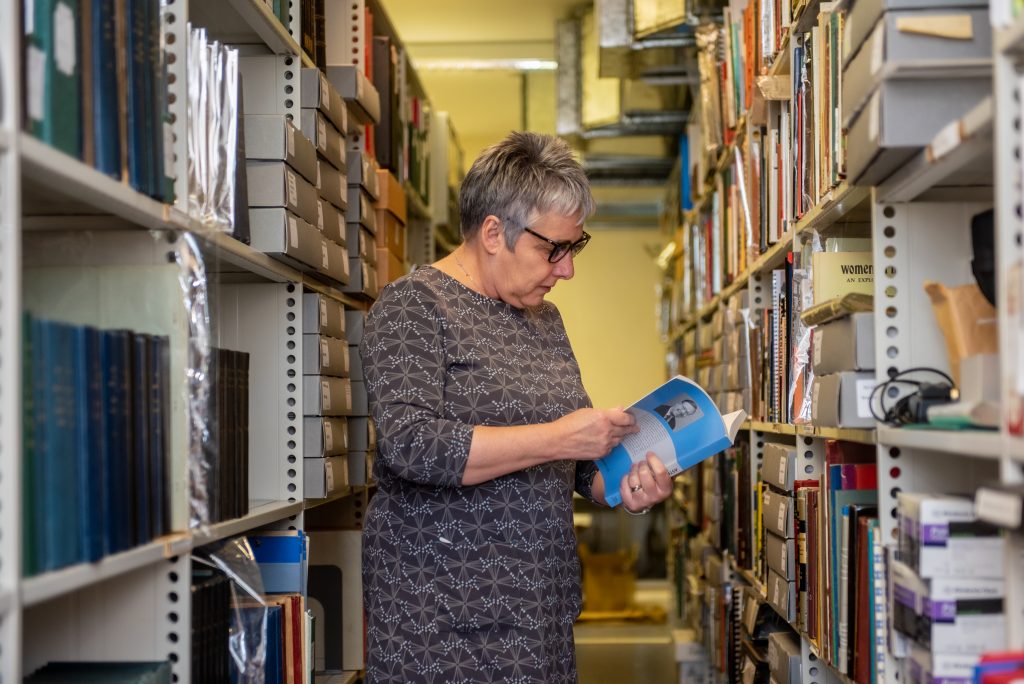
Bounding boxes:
[855,515,874,683]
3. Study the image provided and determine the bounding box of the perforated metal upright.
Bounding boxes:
[0,0,23,678]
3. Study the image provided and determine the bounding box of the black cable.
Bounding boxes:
[868,367,955,425]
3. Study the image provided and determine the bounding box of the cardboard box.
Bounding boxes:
[303,416,348,457]
[299,68,347,133]
[302,334,350,377]
[302,376,352,417]
[892,558,1004,654]
[845,76,991,185]
[375,209,406,260]
[762,443,796,492]
[767,630,801,684]
[898,492,1004,578]
[346,224,376,264]
[304,454,348,498]
[766,531,797,581]
[244,115,318,185]
[763,489,794,539]
[375,247,406,285]
[249,208,322,273]
[316,237,350,286]
[341,259,379,298]
[811,252,874,304]
[317,159,348,212]
[347,188,378,233]
[317,198,345,246]
[302,293,345,339]
[325,65,381,125]
[300,108,346,172]
[347,151,380,199]
[813,313,876,375]
[811,371,877,428]
[375,169,407,224]
[246,161,319,228]
[347,416,374,451]
[766,569,796,622]
[347,450,372,486]
[844,0,990,67]
[843,8,991,126]
[308,530,365,670]
[345,310,367,345]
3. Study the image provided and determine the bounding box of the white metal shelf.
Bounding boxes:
[21,535,185,607]
[794,182,871,237]
[189,0,304,60]
[305,486,356,510]
[878,96,993,203]
[190,500,304,550]
[20,134,169,231]
[876,426,1003,459]
[315,672,360,684]
[0,590,13,616]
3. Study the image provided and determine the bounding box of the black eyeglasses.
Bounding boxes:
[523,227,592,263]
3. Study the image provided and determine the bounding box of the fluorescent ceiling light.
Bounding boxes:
[414,58,558,71]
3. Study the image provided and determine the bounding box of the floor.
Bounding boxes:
[574,581,678,683]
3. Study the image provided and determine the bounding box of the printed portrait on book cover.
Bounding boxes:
[654,396,702,431]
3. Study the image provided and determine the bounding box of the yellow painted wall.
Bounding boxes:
[548,228,666,409]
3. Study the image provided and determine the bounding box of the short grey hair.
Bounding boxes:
[459,131,596,248]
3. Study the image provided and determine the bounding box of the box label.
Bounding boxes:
[54,3,76,76]
[322,242,330,269]
[288,216,299,249]
[321,381,331,411]
[287,124,296,157]
[286,170,298,207]
[777,499,787,532]
[324,420,334,452]
[321,339,330,368]
[320,76,330,110]
[778,457,787,486]
[856,379,877,418]
[319,298,327,326]
[325,460,334,491]
[317,117,327,151]
[317,201,325,232]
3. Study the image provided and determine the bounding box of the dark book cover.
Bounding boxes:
[78,324,107,561]
[91,0,121,177]
[131,332,151,546]
[148,334,170,538]
[49,320,80,570]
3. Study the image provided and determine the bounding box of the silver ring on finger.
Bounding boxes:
[630,483,643,493]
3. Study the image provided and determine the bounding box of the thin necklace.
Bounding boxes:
[452,251,479,288]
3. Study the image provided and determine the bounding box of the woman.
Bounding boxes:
[359,131,674,683]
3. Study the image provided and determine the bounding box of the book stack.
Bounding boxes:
[762,443,799,623]
[23,0,174,201]
[22,314,171,576]
[343,149,382,298]
[192,566,231,682]
[206,347,251,524]
[299,68,351,287]
[895,493,1006,683]
[302,293,350,499]
[345,308,375,486]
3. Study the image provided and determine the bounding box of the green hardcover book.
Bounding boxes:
[25,0,83,158]
[22,313,36,577]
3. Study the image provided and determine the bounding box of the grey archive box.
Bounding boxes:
[316,238,350,286]
[767,630,801,684]
[347,151,380,199]
[318,198,346,246]
[811,371,877,428]
[303,416,348,457]
[763,489,795,539]
[348,344,364,381]
[346,224,376,264]
[766,532,797,580]
[317,159,348,213]
[762,443,796,492]
[844,0,989,66]
[325,65,381,125]
[843,7,991,127]
[348,417,375,451]
[299,67,348,134]
[845,76,991,185]
[249,208,322,273]
[303,376,353,416]
[302,293,345,339]
[812,313,875,375]
[347,188,378,234]
[246,161,320,228]
[302,334,350,377]
[244,115,318,186]
[341,260,379,298]
[304,455,348,498]
[300,108,346,172]
[345,309,368,344]
[767,570,797,622]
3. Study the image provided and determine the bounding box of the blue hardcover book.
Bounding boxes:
[148,335,169,538]
[131,333,151,545]
[595,375,746,507]
[91,0,121,176]
[125,0,149,194]
[25,0,83,158]
[25,315,48,575]
[679,134,692,211]
[47,321,81,570]
[265,604,283,684]
[76,324,106,562]
[101,329,132,554]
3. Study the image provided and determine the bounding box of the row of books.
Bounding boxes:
[22,314,171,576]
[207,347,251,525]
[23,0,173,201]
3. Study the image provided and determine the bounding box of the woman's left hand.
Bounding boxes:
[619,452,673,513]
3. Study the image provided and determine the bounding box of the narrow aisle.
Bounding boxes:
[574,580,678,683]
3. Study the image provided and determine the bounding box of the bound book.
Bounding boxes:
[596,375,746,507]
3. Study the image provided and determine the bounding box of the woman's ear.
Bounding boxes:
[479,215,505,256]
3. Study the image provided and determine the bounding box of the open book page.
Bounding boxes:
[596,375,747,507]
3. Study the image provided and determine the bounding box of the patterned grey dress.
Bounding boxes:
[359,267,598,683]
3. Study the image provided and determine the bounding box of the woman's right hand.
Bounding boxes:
[550,407,639,461]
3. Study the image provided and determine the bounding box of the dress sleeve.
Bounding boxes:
[574,461,600,503]
[359,279,473,487]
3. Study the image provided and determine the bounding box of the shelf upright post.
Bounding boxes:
[0,0,22,679]
[161,554,192,683]
[164,0,190,220]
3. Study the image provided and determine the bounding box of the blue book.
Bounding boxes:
[679,134,692,212]
[249,531,309,595]
[148,335,169,538]
[595,375,746,507]
[76,324,106,562]
[25,315,47,575]
[265,604,283,684]
[48,320,80,570]
[102,329,132,554]
[91,0,121,177]
[125,0,149,195]
[131,333,151,545]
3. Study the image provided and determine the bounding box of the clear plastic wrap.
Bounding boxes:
[219,48,239,231]
[196,537,269,683]
[175,232,213,531]
[789,231,825,423]
[187,26,208,221]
